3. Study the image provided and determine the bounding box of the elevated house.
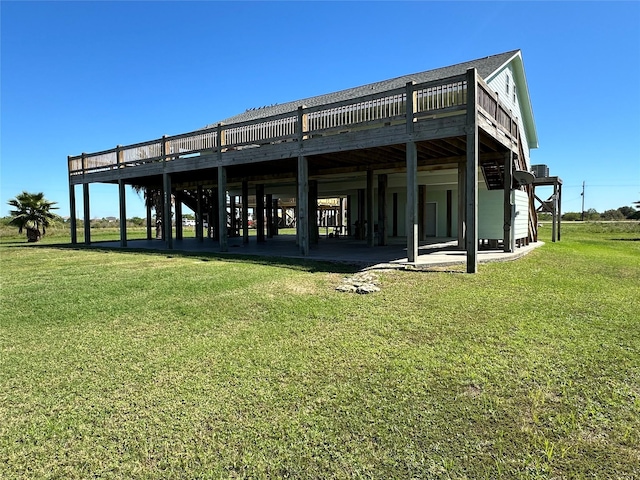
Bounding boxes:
[68,49,556,272]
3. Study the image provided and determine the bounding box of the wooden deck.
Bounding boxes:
[68,74,522,185]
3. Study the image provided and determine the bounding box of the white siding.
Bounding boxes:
[486,67,531,169]
[512,189,529,240]
[478,189,529,241]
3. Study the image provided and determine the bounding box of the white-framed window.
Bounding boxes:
[506,75,510,95]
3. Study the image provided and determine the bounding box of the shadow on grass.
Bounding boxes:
[610,238,640,242]
[12,242,362,275]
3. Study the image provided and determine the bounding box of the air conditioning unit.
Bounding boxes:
[531,164,549,178]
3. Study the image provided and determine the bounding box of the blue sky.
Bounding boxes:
[2,1,639,219]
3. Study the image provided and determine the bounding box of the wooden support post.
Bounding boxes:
[346,194,352,237]
[465,68,479,273]
[229,195,236,237]
[503,150,513,252]
[196,185,203,242]
[309,180,318,244]
[406,80,419,262]
[68,181,77,244]
[146,196,153,240]
[457,160,466,248]
[552,180,558,243]
[366,170,374,247]
[218,166,228,252]
[557,182,562,242]
[392,192,398,237]
[242,180,249,244]
[212,188,219,241]
[83,183,90,245]
[273,198,279,236]
[418,184,426,241]
[446,190,452,238]
[297,155,309,255]
[256,184,265,243]
[175,192,183,240]
[118,179,127,247]
[163,173,172,249]
[406,142,418,262]
[266,193,273,238]
[357,189,365,240]
[207,189,214,240]
[378,174,388,246]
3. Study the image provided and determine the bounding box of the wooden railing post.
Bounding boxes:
[161,135,169,162]
[297,105,308,141]
[81,153,87,175]
[116,145,123,168]
[406,81,416,133]
[217,123,226,152]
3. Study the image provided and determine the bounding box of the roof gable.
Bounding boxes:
[484,51,538,149]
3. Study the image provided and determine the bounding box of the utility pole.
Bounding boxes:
[581,181,585,221]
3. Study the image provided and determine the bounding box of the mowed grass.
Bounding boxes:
[1,223,638,479]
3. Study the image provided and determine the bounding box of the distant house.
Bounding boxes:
[68,49,554,272]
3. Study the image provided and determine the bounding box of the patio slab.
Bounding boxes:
[89,235,543,270]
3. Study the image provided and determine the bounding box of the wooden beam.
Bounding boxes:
[163,173,173,249]
[256,184,265,243]
[406,141,418,262]
[457,159,465,248]
[465,68,479,273]
[175,192,183,240]
[297,155,309,255]
[218,166,228,252]
[309,180,319,244]
[552,180,558,243]
[366,169,374,247]
[357,189,365,240]
[418,184,426,241]
[503,150,513,252]
[146,195,152,240]
[392,192,398,237]
[346,194,352,237]
[242,180,249,244]
[230,195,237,237]
[557,181,562,241]
[212,187,219,241]
[118,179,127,247]
[196,184,203,242]
[68,181,77,245]
[378,174,388,246]
[266,194,273,238]
[83,183,91,245]
[446,189,452,238]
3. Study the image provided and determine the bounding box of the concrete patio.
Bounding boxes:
[90,234,543,270]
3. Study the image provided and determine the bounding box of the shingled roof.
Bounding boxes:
[209,50,521,127]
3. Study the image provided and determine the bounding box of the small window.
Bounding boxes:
[506,75,510,95]
[513,85,516,103]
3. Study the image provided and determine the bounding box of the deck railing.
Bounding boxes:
[69,73,515,176]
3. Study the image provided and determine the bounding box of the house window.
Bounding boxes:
[513,84,516,103]
[506,75,510,95]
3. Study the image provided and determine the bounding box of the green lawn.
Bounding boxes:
[1,223,638,479]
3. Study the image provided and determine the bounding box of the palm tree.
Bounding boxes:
[7,191,60,242]
[131,185,164,239]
